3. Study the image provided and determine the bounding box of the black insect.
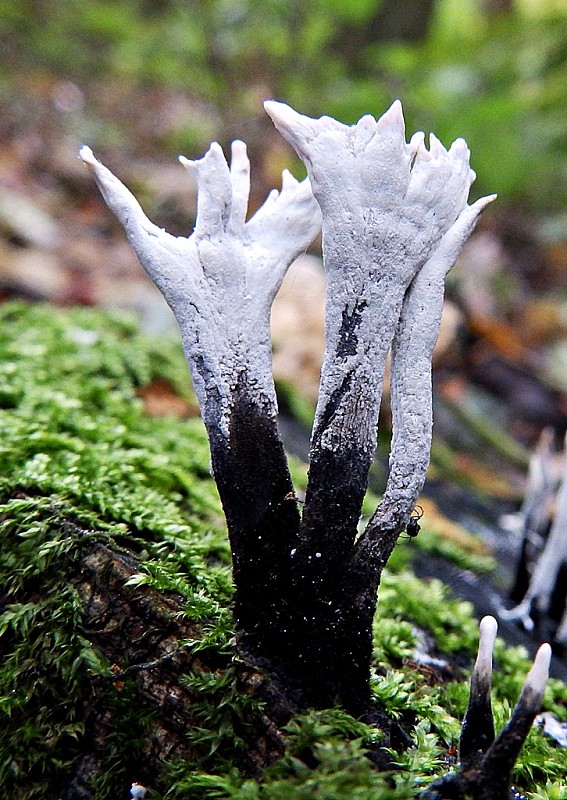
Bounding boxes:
[405,505,423,539]
[283,491,304,504]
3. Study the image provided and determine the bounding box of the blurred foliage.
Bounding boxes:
[1,0,567,207]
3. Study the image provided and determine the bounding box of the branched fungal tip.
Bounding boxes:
[263,99,293,127]
[377,98,404,130]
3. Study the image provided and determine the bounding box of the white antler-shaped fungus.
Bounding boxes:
[83,100,495,715]
[265,99,494,568]
[260,99,494,712]
[81,141,321,660]
[80,143,321,439]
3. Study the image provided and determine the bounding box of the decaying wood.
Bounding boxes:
[65,536,293,799]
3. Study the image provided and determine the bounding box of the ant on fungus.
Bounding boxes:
[404,506,423,540]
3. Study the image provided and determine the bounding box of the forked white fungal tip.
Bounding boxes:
[263,99,293,125]
[376,99,405,133]
[281,168,297,189]
[499,599,536,630]
[429,132,445,158]
[524,642,552,697]
[386,98,403,121]
[391,98,403,115]
[409,131,425,154]
[419,139,432,161]
[464,195,497,221]
[201,141,228,169]
[357,114,376,130]
[79,145,96,165]
[450,137,469,157]
[178,155,199,181]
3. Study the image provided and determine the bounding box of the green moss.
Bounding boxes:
[0,301,565,800]
[374,569,480,659]
[0,301,230,797]
[167,709,411,800]
[407,528,496,575]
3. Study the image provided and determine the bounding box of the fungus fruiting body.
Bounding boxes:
[423,617,551,800]
[81,99,494,714]
[502,431,567,642]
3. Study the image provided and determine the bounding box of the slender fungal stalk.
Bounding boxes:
[475,642,551,799]
[422,619,551,800]
[265,99,493,564]
[354,194,495,577]
[459,616,497,768]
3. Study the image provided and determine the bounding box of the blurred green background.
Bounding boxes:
[2,0,567,211]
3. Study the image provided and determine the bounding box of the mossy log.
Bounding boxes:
[66,536,293,797]
[0,303,297,798]
[1,302,565,800]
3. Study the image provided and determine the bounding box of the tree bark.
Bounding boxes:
[62,535,293,799]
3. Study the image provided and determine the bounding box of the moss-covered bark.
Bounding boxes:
[1,302,565,799]
[0,301,251,797]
